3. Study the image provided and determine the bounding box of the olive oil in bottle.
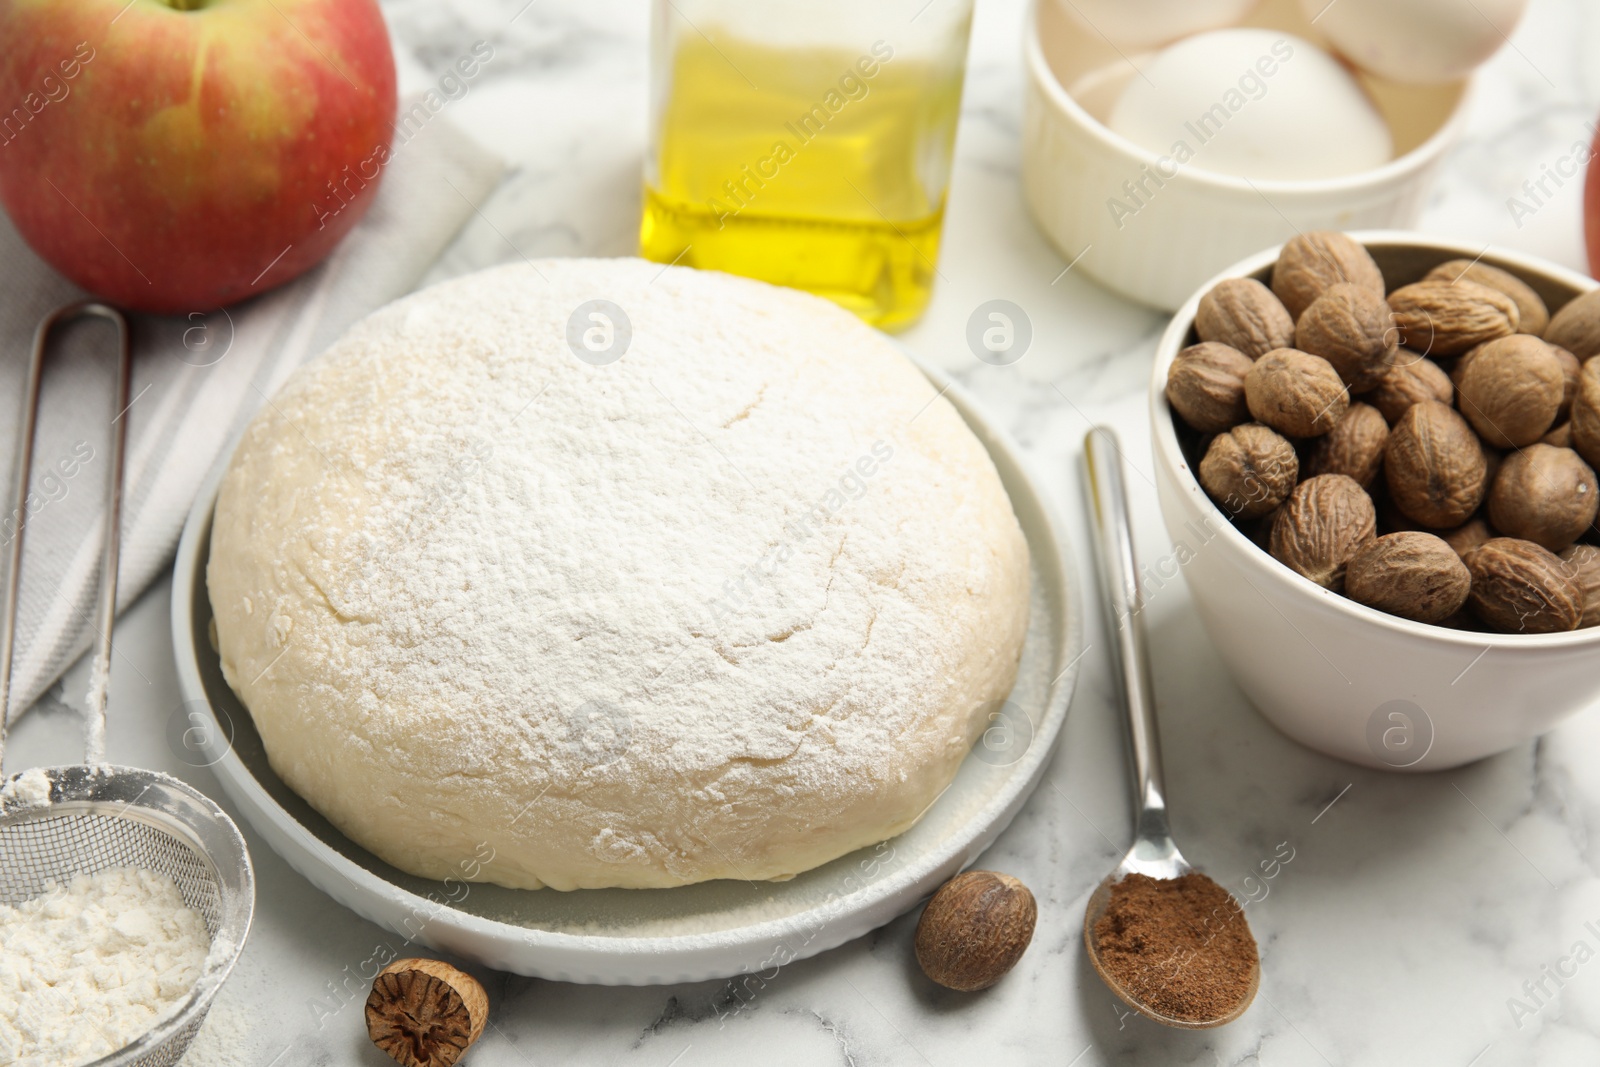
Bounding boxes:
[640,29,968,331]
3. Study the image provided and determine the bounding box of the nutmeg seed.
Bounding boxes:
[915,870,1037,992]
[1196,278,1296,360]
[1388,279,1519,357]
[1199,423,1299,520]
[1424,259,1549,337]
[1384,401,1489,528]
[1558,543,1600,628]
[1545,288,1600,360]
[1454,335,1565,448]
[1369,351,1453,424]
[1294,282,1398,392]
[1271,231,1385,321]
[1553,346,1582,422]
[1570,356,1600,470]
[1344,531,1472,623]
[1487,444,1599,552]
[1305,402,1388,488]
[1269,474,1376,590]
[1244,348,1349,438]
[1439,515,1496,559]
[1463,537,1583,634]
[1166,342,1254,433]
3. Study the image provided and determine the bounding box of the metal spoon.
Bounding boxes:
[1079,426,1258,1028]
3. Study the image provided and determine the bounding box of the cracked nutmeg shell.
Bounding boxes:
[1424,259,1550,336]
[1269,474,1377,590]
[1294,282,1398,392]
[1270,231,1386,321]
[1195,278,1297,359]
[1199,422,1299,520]
[1305,402,1388,488]
[1387,279,1519,357]
[1344,531,1471,623]
[1369,351,1453,424]
[367,958,489,1067]
[1487,444,1599,553]
[1463,537,1583,634]
[1545,288,1600,360]
[1166,342,1254,433]
[1384,401,1488,529]
[1244,348,1349,438]
[1454,335,1565,448]
[915,870,1037,992]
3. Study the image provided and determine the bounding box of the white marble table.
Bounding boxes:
[11,0,1600,1063]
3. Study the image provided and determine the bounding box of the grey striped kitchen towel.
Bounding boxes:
[0,105,504,726]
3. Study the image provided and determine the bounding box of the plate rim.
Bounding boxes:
[170,354,1084,983]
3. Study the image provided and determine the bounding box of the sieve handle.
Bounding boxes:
[0,303,132,772]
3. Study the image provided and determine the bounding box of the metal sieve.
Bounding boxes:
[0,303,255,1067]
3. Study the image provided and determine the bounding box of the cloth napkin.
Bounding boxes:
[0,105,505,727]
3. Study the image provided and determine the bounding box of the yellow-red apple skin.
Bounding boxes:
[0,0,397,312]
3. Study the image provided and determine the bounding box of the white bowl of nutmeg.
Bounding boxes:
[1151,230,1600,771]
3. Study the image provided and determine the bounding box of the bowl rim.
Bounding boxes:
[1022,4,1476,196]
[1150,228,1600,651]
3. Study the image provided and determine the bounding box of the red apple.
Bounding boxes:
[0,0,396,313]
[1587,122,1600,279]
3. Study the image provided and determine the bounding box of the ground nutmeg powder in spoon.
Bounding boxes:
[1093,872,1259,1023]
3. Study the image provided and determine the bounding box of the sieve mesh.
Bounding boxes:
[0,811,224,931]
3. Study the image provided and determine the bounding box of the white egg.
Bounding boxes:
[1054,0,1262,51]
[1107,29,1393,182]
[1297,0,1528,84]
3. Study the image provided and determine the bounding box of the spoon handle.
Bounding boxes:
[1083,427,1171,843]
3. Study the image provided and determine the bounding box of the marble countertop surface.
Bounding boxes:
[11,0,1600,1063]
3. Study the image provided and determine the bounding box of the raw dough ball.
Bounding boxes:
[208,260,1031,890]
[1108,30,1391,182]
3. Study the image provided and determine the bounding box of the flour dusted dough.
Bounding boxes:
[208,260,1029,890]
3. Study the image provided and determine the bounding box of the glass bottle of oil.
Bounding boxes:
[640,1,974,332]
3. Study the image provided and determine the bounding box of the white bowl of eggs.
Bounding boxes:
[1023,0,1526,310]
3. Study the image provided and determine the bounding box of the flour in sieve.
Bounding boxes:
[0,766,51,808]
[0,866,210,1066]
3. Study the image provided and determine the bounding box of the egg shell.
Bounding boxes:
[1107,29,1393,182]
[1053,0,1261,51]
[1297,0,1528,84]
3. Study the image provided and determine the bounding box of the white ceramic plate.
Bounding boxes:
[170,357,1083,985]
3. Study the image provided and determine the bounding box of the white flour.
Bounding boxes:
[0,866,211,1066]
[0,767,51,808]
[178,987,252,1067]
